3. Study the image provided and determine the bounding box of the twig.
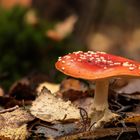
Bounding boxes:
[0,105,19,114]
[56,127,137,140]
[28,119,58,132]
[39,122,58,131]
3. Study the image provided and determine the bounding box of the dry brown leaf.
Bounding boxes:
[0,124,27,140]
[114,79,140,94]
[30,88,80,122]
[60,78,89,92]
[111,79,140,100]
[110,78,129,89]
[9,78,35,100]
[36,82,60,94]
[0,108,34,140]
[58,78,94,101]
[0,108,34,127]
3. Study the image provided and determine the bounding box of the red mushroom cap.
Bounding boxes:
[55,51,140,80]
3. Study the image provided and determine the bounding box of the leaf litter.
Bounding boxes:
[0,75,140,139]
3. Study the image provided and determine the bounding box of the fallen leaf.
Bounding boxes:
[113,79,140,94]
[9,73,50,100]
[0,124,27,140]
[58,78,94,101]
[9,78,36,100]
[111,79,140,100]
[110,78,129,89]
[0,108,34,140]
[36,82,60,94]
[30,88,80,122]
[60,78,89,92]
[0,108,34,128]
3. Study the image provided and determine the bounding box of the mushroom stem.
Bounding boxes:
[90,79,118,128]
[93,79,109,111]
[90,79,109,124]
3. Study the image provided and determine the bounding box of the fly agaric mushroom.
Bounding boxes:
[55,51,140,128]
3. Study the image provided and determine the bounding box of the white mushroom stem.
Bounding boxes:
[93,79,109,111]
[90,79,118,128]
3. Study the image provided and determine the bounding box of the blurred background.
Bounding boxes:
[0,0,140,89]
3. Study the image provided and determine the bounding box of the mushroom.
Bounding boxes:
[55,51,140,128]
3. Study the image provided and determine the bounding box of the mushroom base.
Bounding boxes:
[90,108,118,129]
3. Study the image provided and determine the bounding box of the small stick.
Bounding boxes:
[0,105,19,114]
[28,119,58,132]
[56,127,137,140]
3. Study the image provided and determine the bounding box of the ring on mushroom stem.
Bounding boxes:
[55,51,140,128]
